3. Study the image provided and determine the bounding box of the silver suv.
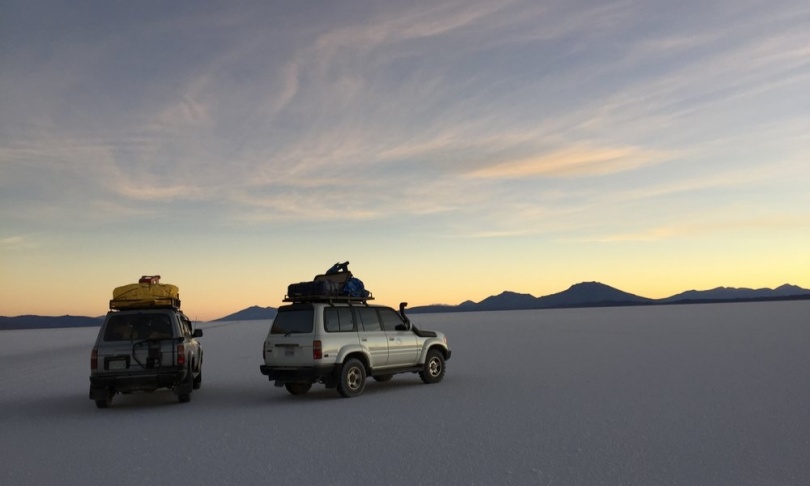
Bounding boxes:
[260,300,451,397]
[89,308,203,408]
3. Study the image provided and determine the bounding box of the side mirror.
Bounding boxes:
[193,329,203,338]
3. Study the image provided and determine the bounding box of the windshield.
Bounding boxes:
[271,308,314,335]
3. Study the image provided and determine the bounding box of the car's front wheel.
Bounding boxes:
[419,349,446,384]
[337,358,366,398]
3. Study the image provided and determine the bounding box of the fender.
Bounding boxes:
[417,338,449,364]
[335,344,370,367]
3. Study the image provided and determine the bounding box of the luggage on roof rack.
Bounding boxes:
[110,275,181,310]
[284,261,372,303]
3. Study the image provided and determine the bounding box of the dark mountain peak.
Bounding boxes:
[773,284,809,295]
[212,306,277,322]
[540,281,652,306]
[567,281,616,292]
[476,290,538,310]
[500,290,528,296]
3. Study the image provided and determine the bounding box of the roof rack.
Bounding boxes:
[283,293,374,305]
[109,297,181,311]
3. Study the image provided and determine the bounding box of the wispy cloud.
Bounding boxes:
[579,214,810,243]
[148,96,212,132]
[467,145,670,179]
[2,0,808,238]
[0,235,39,251]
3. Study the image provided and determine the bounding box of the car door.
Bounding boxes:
[378,307,418,367]
[355,307,388,367]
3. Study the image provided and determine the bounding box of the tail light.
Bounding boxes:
[313,340,322,360]
[177,344,186,366]
[91,348,98,371]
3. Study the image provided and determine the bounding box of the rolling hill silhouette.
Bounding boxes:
[3,283,809,328]
[407,282,810,313]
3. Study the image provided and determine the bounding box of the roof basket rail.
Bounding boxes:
[109,297,181,311]
[282,292,374,304]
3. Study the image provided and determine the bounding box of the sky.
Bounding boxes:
[1,0,809,321]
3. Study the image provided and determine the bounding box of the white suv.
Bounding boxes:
[260,299,450,397]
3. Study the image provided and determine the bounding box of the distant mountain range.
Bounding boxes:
[2,283,808,329]
[408,282,810,313]
[147,282,810,319]
[0,315,103,331]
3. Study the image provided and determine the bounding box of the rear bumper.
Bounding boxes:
[259,364,336,383]
[89,368,186,394]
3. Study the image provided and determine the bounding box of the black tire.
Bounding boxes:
[193,369,202,390]
[178,366,193,403]
[373,374,393,382]
[419,349,446,384]
[337,358,366,398]
[94,388,114,409]
[285,383,312,395]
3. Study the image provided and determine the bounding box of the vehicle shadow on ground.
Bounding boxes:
[2,375,449,419]
[263,375,435,402]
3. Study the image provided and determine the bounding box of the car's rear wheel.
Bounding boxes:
[94,389,114,409]
[178,366,193,403]
[285,382,312,395]
[337,358,366,398]
[419,349,446,384]
[193,369,202,390]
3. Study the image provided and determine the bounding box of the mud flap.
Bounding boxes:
[89,386,113,401]
[174,371,193,397]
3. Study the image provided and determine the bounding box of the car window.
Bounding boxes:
[356,307,381,332]
[271,309,314,335]
[378,308,406,332]
[324,307,355,332]
[104,314,173,341]
[324,308,339,332]
[179,316,192,338]
[104,315,134,341]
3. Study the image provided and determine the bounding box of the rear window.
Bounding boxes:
[271,309,314,335]
[103,313,174,341]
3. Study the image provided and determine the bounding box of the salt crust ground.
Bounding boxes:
[1,301,808,485]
